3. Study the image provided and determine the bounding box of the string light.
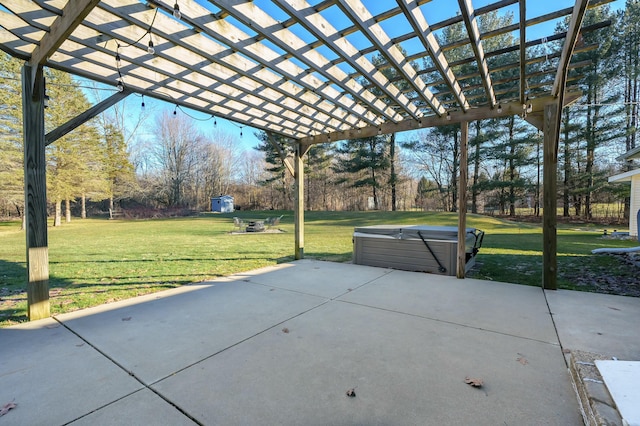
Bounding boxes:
[147,37,155,54]
[116,80,124,92]
[446,111,451,121]
[213,116,217,127]
[173,2,182,19]
[497,104,502,113]
[378,127,382,135]
[141,95,145,109]
[173,105,178,115]
[240,126,243,138]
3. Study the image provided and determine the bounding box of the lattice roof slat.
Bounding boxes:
[0,0,614,142]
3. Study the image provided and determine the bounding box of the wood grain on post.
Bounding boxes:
[22,64,50,320]
[457,121,469,279]
[543,103,559,290]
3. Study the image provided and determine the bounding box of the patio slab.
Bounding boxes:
[339,269,558,343]
[68,389,196,426]
[2,260,638,425]
[154,300,580,426]
[230,259,393,298]
[55,280,327,384]
[545,289,640,360]
[0,318,142,426]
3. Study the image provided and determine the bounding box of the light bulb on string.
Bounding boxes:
[116,80,124,92]
[147,38,155,55]
[141,95,145,110]
[173,2,181,19]
[173,105,178,116]
[497,104,502,113]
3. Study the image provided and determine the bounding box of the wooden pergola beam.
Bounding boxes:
[267,0,407,122]
[458,0,497,108]
[553,0,590,97]
[45,89,131,146]
[519,0,527,105]
[28,0,100,89]
[300,96,561,145]
[543,0,589,291]
[337,0,445,117]
[397,0,469,112]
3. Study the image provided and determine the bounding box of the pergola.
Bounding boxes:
[0,0,612,320]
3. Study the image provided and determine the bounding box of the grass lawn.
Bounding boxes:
[1,211,637,326]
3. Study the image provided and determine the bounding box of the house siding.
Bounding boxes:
[632,175,640,238]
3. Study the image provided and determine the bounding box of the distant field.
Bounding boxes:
[1,211,637,326]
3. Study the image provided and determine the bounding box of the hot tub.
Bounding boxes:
[352,225,484,275]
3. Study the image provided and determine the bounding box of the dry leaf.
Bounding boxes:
[563,348,571,354]
[121,317,132,321]
[464,377,484,388]
[346,388,356,397]
[517,357,528,365]
[282,327,289,334]
[0,401,17,417]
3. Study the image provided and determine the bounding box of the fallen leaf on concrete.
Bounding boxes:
[346,388,356,397]
[563,348,571,354]
[0,401,17,417]
[282,327,289,334]
[464,377,484,388]
[517,357,528,365]
[121,317,132,321]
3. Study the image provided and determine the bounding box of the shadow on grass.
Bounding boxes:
[0,259,69,325]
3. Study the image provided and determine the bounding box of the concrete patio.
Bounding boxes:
[1,259,638,425]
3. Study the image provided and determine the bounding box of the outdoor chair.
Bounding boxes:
[233,217,244,231]
[265,215,283,229]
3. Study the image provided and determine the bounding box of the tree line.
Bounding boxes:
[1,3,638,221]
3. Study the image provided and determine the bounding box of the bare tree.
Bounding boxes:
[150,111,204,207]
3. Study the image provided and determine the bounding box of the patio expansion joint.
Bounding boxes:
[333,299,562,347]
[53,317,204,426]
[239,267,394,300]
[542,289,569,368]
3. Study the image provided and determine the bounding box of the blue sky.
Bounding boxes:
[86,0,625,154]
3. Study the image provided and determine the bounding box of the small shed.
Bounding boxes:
[608,169,640,238]
[211,195,234,213]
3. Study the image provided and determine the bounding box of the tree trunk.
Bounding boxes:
[54,200,62,227]
[563,109,571,217]
[508,116,516,217]
[451,130,459,212]
[81,193,86,219]
[65,199,71,223]
[390,133,397,211]
[471,121,481,214]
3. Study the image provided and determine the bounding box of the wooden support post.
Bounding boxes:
[294,143,305,260]
[543,103,559,290]
[22,64,50,320]
[457,121,469,279]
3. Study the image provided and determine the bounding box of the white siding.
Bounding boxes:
[631,175,640,238]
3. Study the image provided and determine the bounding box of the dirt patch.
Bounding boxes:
[560,252,640,297]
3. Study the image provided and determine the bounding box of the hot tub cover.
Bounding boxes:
[353,225,476,241]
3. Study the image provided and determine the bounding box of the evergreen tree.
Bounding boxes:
[0,54,24,223]
[254,132,294,210]
[333,136,389,210]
